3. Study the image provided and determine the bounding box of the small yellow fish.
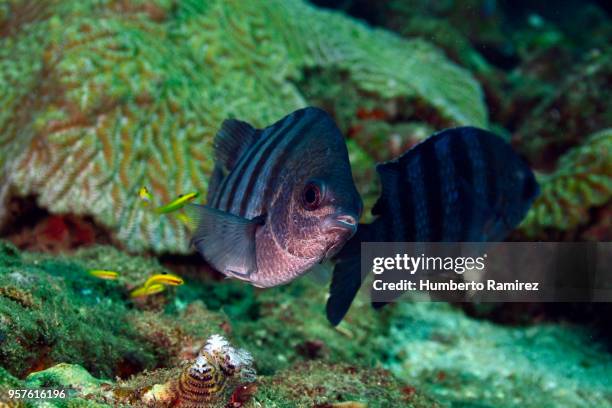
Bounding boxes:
[130,283,166,298]
[154,192,199,214]
[176,212,192,227]
[143,273,184,289]
[139,186,153,206]
[89,270,119,280]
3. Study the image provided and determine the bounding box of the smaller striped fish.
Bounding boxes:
[187,107,363,287]
[326,127,539,325]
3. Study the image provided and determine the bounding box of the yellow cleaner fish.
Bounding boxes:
[143,273,184,289]
[139,186,153,206]
[88,270,119,280]
[130,283,166,298]
[154,192,199,214]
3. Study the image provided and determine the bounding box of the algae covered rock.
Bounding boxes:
[514,49,612,166]
[385,302,612,408]
[254,361,436,408]
[25,363,109,397]
[0,0,486,253]
[0,243,225,379]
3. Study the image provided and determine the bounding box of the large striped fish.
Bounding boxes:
[187,107,363,287]
[326,126,539,325]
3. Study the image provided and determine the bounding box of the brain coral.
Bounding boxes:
[519,128,612,237]
[0,0,486,253]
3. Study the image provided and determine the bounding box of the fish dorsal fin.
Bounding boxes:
[214,119,260,172]
[206,164,225,203]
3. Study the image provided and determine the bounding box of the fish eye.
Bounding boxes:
[302,181,323,210]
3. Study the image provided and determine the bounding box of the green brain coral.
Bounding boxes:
[520,128,612,237]
[0,0,486,253]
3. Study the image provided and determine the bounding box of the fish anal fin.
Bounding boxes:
[326,255,362,326]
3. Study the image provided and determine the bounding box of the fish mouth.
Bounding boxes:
[323,213,358,236]
[322,212,358,258]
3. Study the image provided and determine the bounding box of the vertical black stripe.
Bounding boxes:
[397,164,415,241]
[243,111,317,216]
[215,135,267,209]
[450,134,473,240]
[213,117,279,208]
[476,132,499,211]
[213,165,235,207]
[421,140,443,241]
[381,169,399,242]
[213,135,260,208]
[221,110,303,211]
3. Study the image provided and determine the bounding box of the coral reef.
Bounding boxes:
[1,2,611,406]
[0,242,224,379]
[2,242,612,406]
[0,242,429,406]
[513,49,612,167]
[0,0,484,253]
[519,128,611,238]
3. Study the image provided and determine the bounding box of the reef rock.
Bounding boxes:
[25,363,109,397]
[0,0,486,253]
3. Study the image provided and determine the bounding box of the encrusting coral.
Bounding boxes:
[0,0,486,253]
[519,128,611,238]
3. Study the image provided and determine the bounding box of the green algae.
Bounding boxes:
[0,243,223,379]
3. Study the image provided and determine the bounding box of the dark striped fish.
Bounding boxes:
[188,107,363,287]
[326,126,539,325]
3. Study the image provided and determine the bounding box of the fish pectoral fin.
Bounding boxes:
[214,119,260,172]
[306,261,333,285]
[187,204,263,278]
